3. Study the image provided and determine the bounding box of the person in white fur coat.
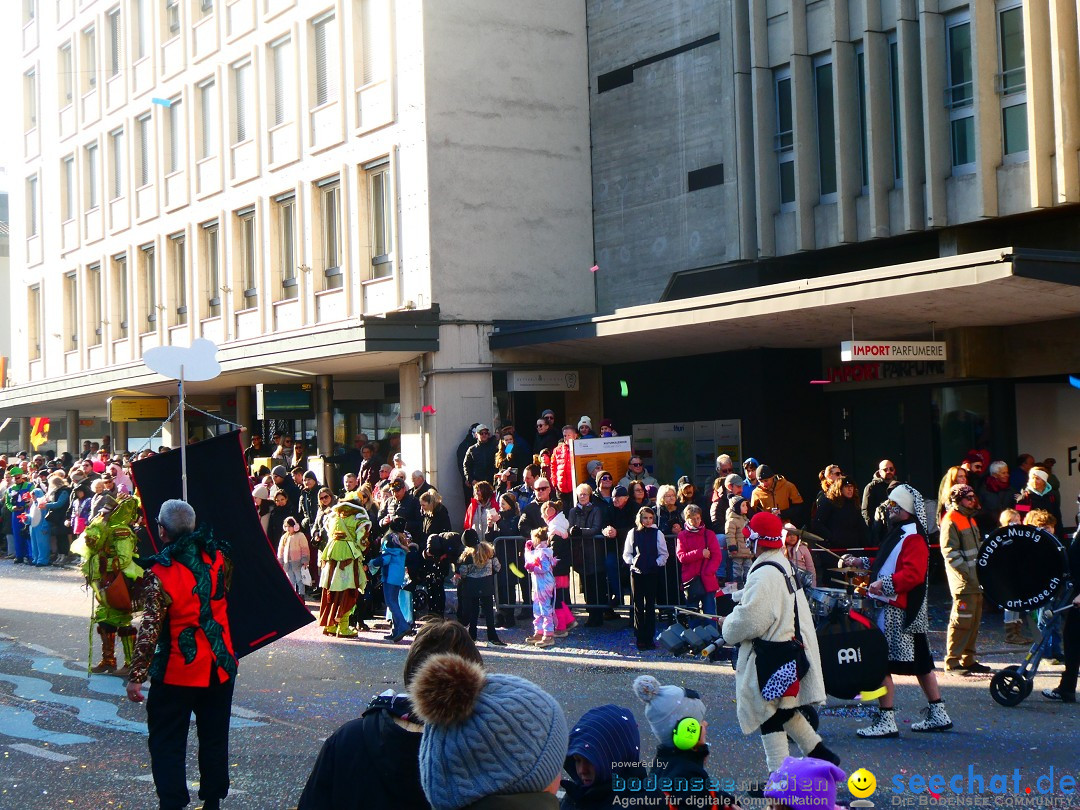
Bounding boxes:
[717,511,838,774]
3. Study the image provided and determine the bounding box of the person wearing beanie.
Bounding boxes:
[410,653,568,810]
[841,484,952,737]
[1015,465,1064,531]
[631,675,737,808]
[763,756,846,810]
[939,484,990,674]
[725,496,753,585]
[716,512,837,773]
[370,517,411,642]
[561,704,663,809]
[299,619,484,810]
[750,465,806,526]
[455,528,507,647]
[271,463,301,513]
[278,516,311,597]
[5,465,36,564]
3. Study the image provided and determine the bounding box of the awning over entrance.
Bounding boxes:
[490,248,1080,363]
[0,308,440,419]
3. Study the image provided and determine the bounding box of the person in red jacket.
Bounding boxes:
[841,484,952,739]
[675,504,723,620]
[126,499,238,810]
[550,425,578,510]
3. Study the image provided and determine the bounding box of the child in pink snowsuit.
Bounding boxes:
[524,526,557,648]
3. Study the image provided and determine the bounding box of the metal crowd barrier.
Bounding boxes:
[491,533,690,614]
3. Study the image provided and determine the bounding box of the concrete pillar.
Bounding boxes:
[1046,0,1078,205]
[19,418,31,453]
[789,0,816,251]
[865,0,892,237]
[832,2,859,244]
[400,361,424,476]
[114,422,129,454]
[749,0,776,257]
[731,0,757,260]
[897,0,926,230]
[65,410,79,457]
[971,0,1000,218]
[920,3,949,228]
[315,375,333,457]
[235,385,252,446]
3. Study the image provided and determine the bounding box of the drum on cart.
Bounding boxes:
[805,586,850,618]
[977,525,1073,707]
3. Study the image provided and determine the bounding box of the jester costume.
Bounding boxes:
[5,467,36,563]
[317,495,371,638]
[524,539,556,636]
[74,495,144,675]
[129,522,238,810]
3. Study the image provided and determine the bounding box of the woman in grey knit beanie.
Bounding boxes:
[409,653,569,809]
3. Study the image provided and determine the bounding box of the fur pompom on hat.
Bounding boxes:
[411,654,569,810]
[632,675,707,745]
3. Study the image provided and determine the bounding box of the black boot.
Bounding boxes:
[807,741,841,766]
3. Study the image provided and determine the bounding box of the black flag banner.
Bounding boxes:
[131,431,315,657]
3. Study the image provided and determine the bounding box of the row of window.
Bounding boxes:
[26,163,394,358]
[769,3,1025,208]
[23,0,391,145]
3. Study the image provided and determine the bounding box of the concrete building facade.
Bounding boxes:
[4,0,594,516]
[493,0,1080,513]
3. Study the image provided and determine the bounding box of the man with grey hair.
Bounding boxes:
[409,470,433,500]
[126,499,237,810]
[976,460,1017,534]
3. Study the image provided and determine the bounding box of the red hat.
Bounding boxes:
[743,511,784,549]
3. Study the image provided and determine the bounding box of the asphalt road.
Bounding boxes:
[0,560,1077,809]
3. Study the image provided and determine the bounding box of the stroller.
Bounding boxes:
[979,524,1074,707]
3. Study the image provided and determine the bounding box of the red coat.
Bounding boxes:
[151,551,237,687]
[550,441,574,495]
[463,496,499,531]
[676,526,724,591]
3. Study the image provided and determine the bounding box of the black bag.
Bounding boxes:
[750,561,811,701]
[683,574,706,602]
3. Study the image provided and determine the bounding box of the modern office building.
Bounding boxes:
[4,0,594,514]
[492,0,1080,511]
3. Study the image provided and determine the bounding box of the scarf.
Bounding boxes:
[138,524,230,569]
[983,475,1010,494]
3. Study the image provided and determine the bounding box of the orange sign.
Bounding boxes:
[571,436,633,490]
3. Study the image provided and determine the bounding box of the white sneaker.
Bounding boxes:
[911,702,953,732]
[857,708,899,738]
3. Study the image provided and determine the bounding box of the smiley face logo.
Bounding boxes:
[848,768,877,798]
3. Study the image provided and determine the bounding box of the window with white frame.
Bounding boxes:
[88,263,103,346]
[23,69,37,132]
[170,233,187,325]
[773,68,794,208]
[114,254,129,338]
[107,7,122,77]
[237,207,257,308]
[998,2,1026,156]
[141,244,158,329]
[81,25,97,93]
[269,35,294,127]
[28,284,42,360]
[64,272,79,350]
[196,0,214,19]
[59,43,73,105]
[367,161,393,279]
[358,0,389,86]
[26,175,39,237]
[319,177,342,289]
[165,0,181,38]
[232,60,253,144]
[311,12,338,107]
[198,79,217,159]
[275,194,297,299]
[855,44,868,191]
[814,55,836,199]
[134,0,149,60]
[166,97,183,174]
[23,0,36,24]
[137,113,152,186]
[946,13,975,171]
[202,221,221,316]
[110,127,124,199]
[62,156,75,221]
[85,142,100,210]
